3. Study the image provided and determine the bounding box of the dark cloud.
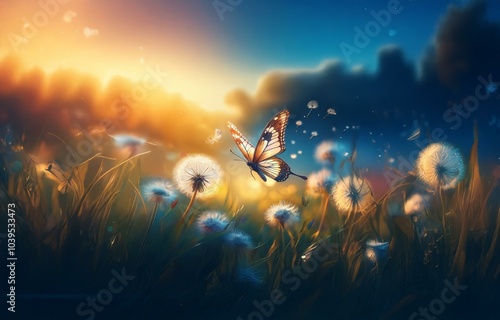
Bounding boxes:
[225,0,500,135]
[422,0,500,89]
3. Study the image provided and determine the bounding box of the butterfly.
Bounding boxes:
[227,109,307,182]
[206,128,222,144]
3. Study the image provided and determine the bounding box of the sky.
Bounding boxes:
[1,0,500,204]
[2,0,499,109]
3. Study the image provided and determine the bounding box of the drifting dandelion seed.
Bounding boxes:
[303,130,307,134]
[142,180,177,205]
[290,154,297,159]
[323,108,336,119]
[291,140,296,145]
[344,152,349,157]
[298,150,302,155]
[407,127,421,141]
[331,175,374,216]
[265,201,300,228]
[315,141,336,164]
[295,120,302,131]
[206,128,222,144]
[306,100,318,117]
[415,143,465,190]
[309,131,318,139]
[196,211,228,235]
[332,127,337,132]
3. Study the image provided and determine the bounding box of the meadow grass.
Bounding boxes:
[0,131,498,319]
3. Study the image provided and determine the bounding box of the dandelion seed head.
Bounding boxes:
[173,154,222,198]
[327,108,336,115]
[307,100,319,109]
[315,141,335,164]
[196,211,228,235]
[265,201,300,228]
[295,120,302,126]
[306,169,336,198]
[415,143,465,190]
[225,230,253,249]
[332,175,374,215]
[142,180,177,205]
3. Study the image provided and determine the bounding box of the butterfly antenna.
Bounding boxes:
[250,170,256,181]
[290,171,308,180]
[230,149,246,162]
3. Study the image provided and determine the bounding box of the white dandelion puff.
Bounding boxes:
[196,211,228,235]
[265,201,300,228]
[331,175,374,215]
[225,230,253,249]
[142,180,177,205]
[173,154,223,224]
[306,169,336,198]
[415,143,465,190]
[173,154,222,198]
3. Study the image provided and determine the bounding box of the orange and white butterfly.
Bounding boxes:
[227,109,307,182]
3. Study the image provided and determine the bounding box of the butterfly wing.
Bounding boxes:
[253,109,289,163]
[258,157,291,182]
[227,121,255,161]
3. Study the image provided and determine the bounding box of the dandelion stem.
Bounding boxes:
[181,189,198,223]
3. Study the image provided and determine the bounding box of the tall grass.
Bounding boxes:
[1,129,498,319]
